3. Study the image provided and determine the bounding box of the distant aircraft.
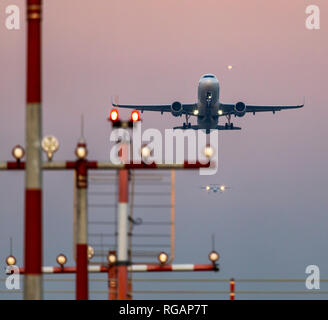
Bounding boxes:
[201,184,230,194]
[113,74,304,134]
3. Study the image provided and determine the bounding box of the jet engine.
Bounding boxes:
[234,102,246,117]
[171,101,183,117]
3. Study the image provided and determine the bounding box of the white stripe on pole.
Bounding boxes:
[172,264,194,271]
[88,266,102,272]
[42,267,54,273]
[117,202,128,261]
[128,265,148,272]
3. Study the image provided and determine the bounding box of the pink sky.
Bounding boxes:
[0,0,328,299]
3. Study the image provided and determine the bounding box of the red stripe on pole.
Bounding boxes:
[117,265,128,300]
[52,267,75,273]
[193,264,217,271]
[66,161,76,169]
[24,189,42,274]
[183,161,210,168]
[147,265,173,272]
[119,169,129,203]
[7,162,25,170]
[125,163,157,169]
[76,160,88,189]
[76,244,88,300]
[87,161,98,169]
[230,279,235,300]
[108,267,117,300]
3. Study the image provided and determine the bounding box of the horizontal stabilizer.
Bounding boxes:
[173,125,242,130]
[173,125,200,130]
[216,125,241,130]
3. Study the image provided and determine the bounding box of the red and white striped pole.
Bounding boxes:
[24,0,43,300]
[15,264,218,274]
[230,278,235,300]
[75,140,89,300]
[117,140,129,300]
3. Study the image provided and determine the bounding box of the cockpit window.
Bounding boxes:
[203,74,215,78]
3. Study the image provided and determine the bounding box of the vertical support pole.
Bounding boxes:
[117,141,129,300]
[230,278,235,300]
[73,170,77,260]
[76,159,88,300]
[127,170,135,300]
[170,170,175,262]
[24,0,43,300]
[127,276,132,300]
[108,266,117,300]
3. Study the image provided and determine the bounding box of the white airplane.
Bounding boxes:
[113,74,304,134]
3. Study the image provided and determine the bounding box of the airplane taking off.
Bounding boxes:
[201,184,230,193]
[113,74,304,134]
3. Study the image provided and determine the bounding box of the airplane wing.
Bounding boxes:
[220,103,304,115]
[113,103,197,115]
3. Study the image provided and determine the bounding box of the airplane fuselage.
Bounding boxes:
[197,74,221,130]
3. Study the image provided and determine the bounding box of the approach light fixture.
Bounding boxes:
[218,109,223,115]
[220,185,226,192]
[6,255,16,266]
[107,251,117,265]
[208,250,220,263]
[206,185,211,191]
[157,252,169,265]
[203,145,214,159]
[88,246,94,260]
[42,135,59,161]
[56,254,67,267]
[193,109,199,115]
[12,145,25,161]
[75,143,88,160]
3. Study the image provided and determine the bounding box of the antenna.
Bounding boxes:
[10,237,13,256]
[81,114,85,139]
[79,114,86,143]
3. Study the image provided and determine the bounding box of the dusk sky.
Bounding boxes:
[0,0,327,299]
